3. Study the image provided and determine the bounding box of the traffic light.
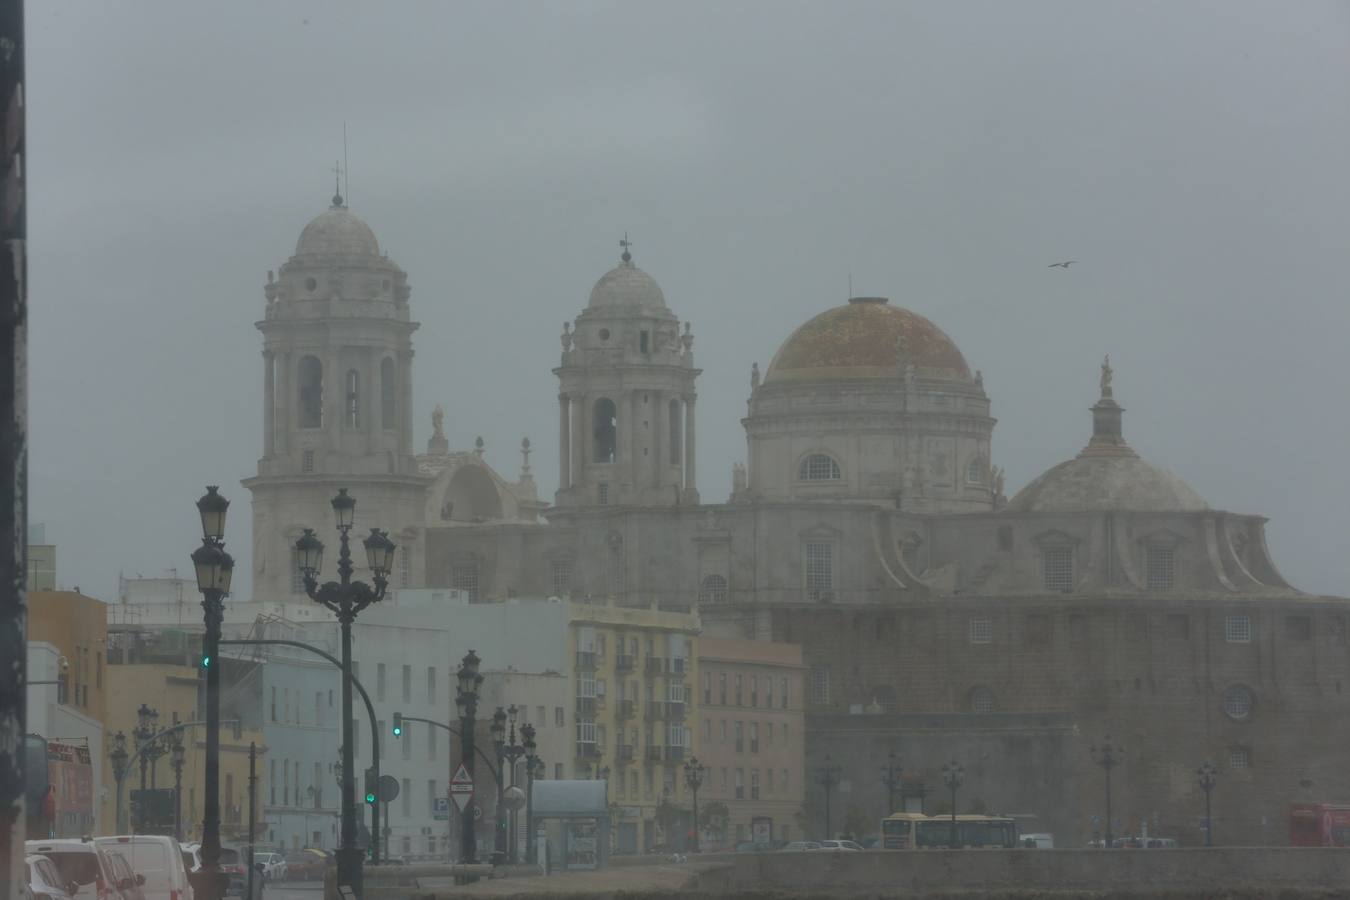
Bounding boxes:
[364,767,377,805]
[200,655,211,668]
[391,713,402,738]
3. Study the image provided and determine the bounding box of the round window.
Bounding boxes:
[599,328,611,341]
[970,686,995,714]
[1223,684,1253,720]
[305,277,317,292]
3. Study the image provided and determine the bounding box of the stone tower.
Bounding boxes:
[243,187,430,600]
[553,242,700,508]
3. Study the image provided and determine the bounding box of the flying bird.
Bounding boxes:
[1048,260,1076,268]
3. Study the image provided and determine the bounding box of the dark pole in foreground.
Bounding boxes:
[1197,761,1218,847]
[171,739,186,841]
[1090,736,1123,848]
[880,750,902,815]
[109,732,129,834]
[942,761,964,848]
[296,489,397,897]
[246,742,257,900]
[521,725,539,864]
[816,755,842,840]
[683,756,705,852]
[455,651,484,863]
[192,486,235,900]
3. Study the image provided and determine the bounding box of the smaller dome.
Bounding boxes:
[1005,455,1209,514]
[588,255,667,311]
[295,202,380,259]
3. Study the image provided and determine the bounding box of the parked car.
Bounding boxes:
[26,854,76,900]
[93,837,193,900]
[1020,833,1055,849]
[780,841,822,852]
[281,850,327,881]
[813,840,864,852]
[250,854,286,883]
[100,850,145,900]
[218,847,260,900]
[25,840,121,900]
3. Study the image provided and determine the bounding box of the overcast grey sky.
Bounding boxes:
[26,0,1350,600]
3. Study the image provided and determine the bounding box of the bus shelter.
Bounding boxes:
[530,780,609,871]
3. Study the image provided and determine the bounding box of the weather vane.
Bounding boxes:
[331,160,344,207]
[620,232,632,262]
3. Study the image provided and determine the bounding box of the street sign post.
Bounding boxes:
[450,763,474,814]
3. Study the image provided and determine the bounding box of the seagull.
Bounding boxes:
[1048,260,1076,268]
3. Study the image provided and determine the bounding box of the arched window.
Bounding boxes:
[298,356,323,428]
[380,357,396,430]
[345,369,360,428]
[699,574,727,605]
[593,398,617,463]
[669,399,682,464]
[798,453,841,481]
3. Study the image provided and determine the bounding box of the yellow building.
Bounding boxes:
[102,628,267,840]
[568,599,699,854]
[28,591,108,724]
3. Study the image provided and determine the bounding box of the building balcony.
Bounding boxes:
[575,742,600,760]
[576,651,597,670]
[576,696,596,714]
[616,699,635,720]
[615,654,635,673]
[644,657,665,676]
[617,744,635,761]
[664,746,685,763]
[645,745,663,763]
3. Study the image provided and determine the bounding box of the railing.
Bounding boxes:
[617,744,634,761]
[576,651,597,670]
[575,742,600,759]
[615,654,635,673]
[616,699,635,720]
[576,696,596,714]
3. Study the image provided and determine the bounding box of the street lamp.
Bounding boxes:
[109,731,129,833]
[1197,762,1218,847]
[683,756,704,853]
[1089,736,1124,848]
[171,739,187,840]
[521,724,539,864]
[815,755,842,841]
[880,750,902,815]
[455,650,484,864]
[941,761,964,848]
[192,484,235,900]
[296,489,396,898]
[492,705,528,863]
[133,703,158,828]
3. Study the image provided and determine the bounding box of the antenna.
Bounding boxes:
[343,122,350,207]
[848,273,852,299]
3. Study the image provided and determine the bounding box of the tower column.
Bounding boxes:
[573,394,587,500]
[262,351,275,457]
[627,392,640,496]
[684,395,698,502]
[558,395,571,491]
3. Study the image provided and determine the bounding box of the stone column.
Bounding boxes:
[627,392,640,497]
[684,395,698,502]
[652,391,664,490]
[262,351,275,458]
[558,394,571,491]
[573,395,586,499]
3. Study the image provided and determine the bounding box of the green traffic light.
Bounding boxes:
[201,656,211,668]
[365,792,376,804]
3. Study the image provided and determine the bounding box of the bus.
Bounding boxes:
[881,813,1019,849]
[1289,803,1350,846]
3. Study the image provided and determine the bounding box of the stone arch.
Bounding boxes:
[440,464,503,523]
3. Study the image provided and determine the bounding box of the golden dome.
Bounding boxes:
[764,297,971,383]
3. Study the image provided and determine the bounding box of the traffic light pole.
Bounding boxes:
[219,638,381,865]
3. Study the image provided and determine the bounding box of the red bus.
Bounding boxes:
[1289,803,1350,846]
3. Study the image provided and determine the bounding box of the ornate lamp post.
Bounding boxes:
[941,761,964,847]
[816,755,842,841]
[295,489,396,898]
[1089,736,1123,848]
[171,739,187,840]
[880,750,902,815]
[521,724,539,864]
[133,703,157,827]
[1197,761,1218,847]
[109,731,129,832]
[683,756,704,853]
[455,651,484,864]
[491,705,528,863]
[191,485,235,900]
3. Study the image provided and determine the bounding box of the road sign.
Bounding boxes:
[433,797,449,821]
[449,763,474,813]
[378,774,400,803]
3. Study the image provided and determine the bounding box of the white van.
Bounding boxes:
[25,840,119,900]
[93,837,193,900]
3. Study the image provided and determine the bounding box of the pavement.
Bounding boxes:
[408,864,710,897]
[260,881,325,900]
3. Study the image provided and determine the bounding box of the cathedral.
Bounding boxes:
[247,191,1348,846]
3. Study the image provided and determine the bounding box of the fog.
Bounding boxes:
[25,0,1350,600]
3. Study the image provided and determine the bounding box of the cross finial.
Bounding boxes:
[331,161,344,208]
[619,233,632,263]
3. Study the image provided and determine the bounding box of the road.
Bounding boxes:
[260,881,323,900]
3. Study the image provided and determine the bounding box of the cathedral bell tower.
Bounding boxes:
[243,185,430,601]
[554,239,700,509]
